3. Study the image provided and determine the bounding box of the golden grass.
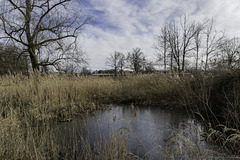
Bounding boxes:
[0,115,134,159]
[0,72,239,159]
[162,123,224,160]
[0,73,194,159]
[0,73,120,122]
[0,73,193,122]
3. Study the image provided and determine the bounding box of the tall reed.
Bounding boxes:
[0,71,239,158]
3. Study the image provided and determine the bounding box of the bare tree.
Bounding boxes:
[193,22,205,71]
[203,20,224,70]
[160,15,202,72]
[127,48,146,74]
[118,53,125,76]
[155,26,169,71]
[166,22,181,72]
[218,37,240,69]
[180,15,202,72]
[105,51,125,76]
[0,0,91,71]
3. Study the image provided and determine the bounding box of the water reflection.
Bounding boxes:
[52,104,208,159]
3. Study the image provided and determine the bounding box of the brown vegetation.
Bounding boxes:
[0,71,239,158]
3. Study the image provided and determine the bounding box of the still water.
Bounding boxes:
[51,104,223,159]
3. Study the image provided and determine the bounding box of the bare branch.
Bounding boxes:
[32,0,71,40]
[8,0,26,17]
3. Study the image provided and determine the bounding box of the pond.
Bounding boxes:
[50,104,226,159]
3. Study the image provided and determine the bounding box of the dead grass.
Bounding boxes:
[0,73,191,123]
[162,123,227,160]
[0,71,239,159]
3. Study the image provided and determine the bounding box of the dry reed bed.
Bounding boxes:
[0,73,191,122]
[0,74,120,121]
[0,72,239,159]
[0,73,194,159]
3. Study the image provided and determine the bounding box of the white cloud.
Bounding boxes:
[80,0,240,70]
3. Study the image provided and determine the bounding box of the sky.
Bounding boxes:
[79,0,240,70]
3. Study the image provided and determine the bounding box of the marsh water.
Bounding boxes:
[50,104,224,159]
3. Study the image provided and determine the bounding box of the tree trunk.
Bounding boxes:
[196,45,199,71]
[120,65,123,76]
[205,53,209,71]
[170,52,173,72]
[182,53,185,72]
[114,66,117,76]
[29,48,39,71]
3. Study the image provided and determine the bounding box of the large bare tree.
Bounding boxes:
[180,15,203,72]
[0,0,91,71]
[155,15,210,72]
[162,16,202,72]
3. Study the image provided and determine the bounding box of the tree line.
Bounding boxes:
[0,43,29,75]
[154,16,240,72]
[105,48,155,76]
[106,16,240,75]
[0,1,240,75]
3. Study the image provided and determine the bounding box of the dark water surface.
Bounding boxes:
[51,104,224,159]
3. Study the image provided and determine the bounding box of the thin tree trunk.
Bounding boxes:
[182,52,185,72]
[205,54,209,71]
[114,66,117,76]
[196,47,199,71]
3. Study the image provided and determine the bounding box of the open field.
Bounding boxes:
[0,71,239,159]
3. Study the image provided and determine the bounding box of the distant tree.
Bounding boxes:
[80,67,91,75]
[143,61,155,73]
[127,48,146,74]
[62,64,77,74]
[118,53,125,76]
[105,51,125,76]
[0,0,91,71]
[218,37,240,69]
[0,44,29,74]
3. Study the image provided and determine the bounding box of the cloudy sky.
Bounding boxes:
[79,0,240,70]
